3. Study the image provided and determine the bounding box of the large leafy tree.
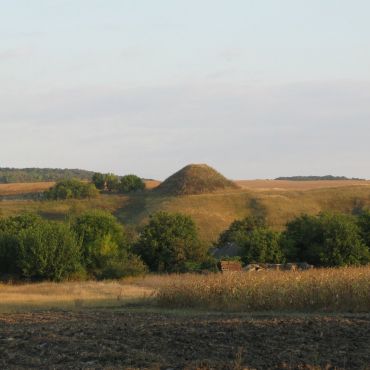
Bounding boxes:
[217,216,283,264]
[92,172,106,190]
[118,175,145,193]
[44,179,98,200]
[18,222,81,281]
[136,212,203,272]
[283,212,370,266]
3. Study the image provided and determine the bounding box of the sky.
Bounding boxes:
[1,0,370,180]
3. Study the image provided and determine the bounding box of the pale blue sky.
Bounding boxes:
[1,0,369,179]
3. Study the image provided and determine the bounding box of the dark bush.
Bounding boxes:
[118,175,145,193]
[135,211,204,272]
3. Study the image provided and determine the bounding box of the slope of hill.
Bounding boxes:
[155,164,238,195]
[275,175,365,181]
[0,168,95,183]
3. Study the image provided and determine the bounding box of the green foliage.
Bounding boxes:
[105,173,119,192]
[0,167,94,183]
[217,216,283,264]
[218,216,266,246]
[283,212,370,266]
[241,228,284,264]
[44,179,99,200]
[357,209,370,248]
[99,251,147,279]
[118,175,145,193]
[70,210,146,279]
[92,172,106,190]
[17,222,81,281]
[136,211,204,272]
[0,214,43,274]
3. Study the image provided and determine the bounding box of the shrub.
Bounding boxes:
[92,172,106,190]
[283,212,370,266]
[118,175,145,193]
[0,214,43,275]
[357,209,370,248]
[135,211,204,272]
[71,210,131,276]
[241,228,284,264]
[18,222,81,281]
[45,179,98,200]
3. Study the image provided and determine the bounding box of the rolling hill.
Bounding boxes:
[1,164,370,244]
[155,164,238,195]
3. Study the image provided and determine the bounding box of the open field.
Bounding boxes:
[1,267,369,314]
[1,310,369,369]
[235,179,370,191]
[0,268,369,369]
[0,182,54,196]
[0,281,153,313]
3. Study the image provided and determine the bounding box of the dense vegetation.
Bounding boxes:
[92,172,145,193]
[135,212,207,272]
[0,168,95,183]
[0,212,146,281]
[275,175,365,181]
[215,212,370,266]
[44,179,99,200]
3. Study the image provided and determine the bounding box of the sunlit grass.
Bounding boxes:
[155,266,370,312]
[0,280,154,313]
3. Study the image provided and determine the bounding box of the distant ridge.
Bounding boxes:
[0,168,95,183]
[275,175,365,181]
[155,164,239,195]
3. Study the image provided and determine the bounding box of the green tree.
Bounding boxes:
[217,216,266,247]
[283,213,370,266]
[44,179,98,200]
[105,173,119,192]
[357,209,370,248]
[18,222,81,281]
[241,228,284,264]
[118,175,145,193]
[71,210,129,275]
[92,172,106,190]
[135,212,203,272]
[0,214,43,275]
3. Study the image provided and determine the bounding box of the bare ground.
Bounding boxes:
[0,310,369,370]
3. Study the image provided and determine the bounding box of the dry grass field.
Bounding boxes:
[0,281,154,313]
[235,179,370,191]
[0,182,54,196]
[156,266,370,312]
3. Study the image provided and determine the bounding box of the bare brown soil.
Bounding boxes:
[235,179,370,191]
[0,310,369,369]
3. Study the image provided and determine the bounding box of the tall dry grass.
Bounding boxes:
[156,266,370,312]
[0,280,154,313]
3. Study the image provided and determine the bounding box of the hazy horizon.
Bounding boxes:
[1,1,370,180]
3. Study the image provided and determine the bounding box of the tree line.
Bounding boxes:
[0,209,369,281]
[43,174,145,200]
[0,168,95,183]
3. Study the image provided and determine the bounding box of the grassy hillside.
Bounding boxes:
[2,183,370,245]
[156,164,238,195]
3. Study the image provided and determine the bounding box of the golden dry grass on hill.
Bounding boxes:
[235,179,370,191]
[0,182,54,196]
